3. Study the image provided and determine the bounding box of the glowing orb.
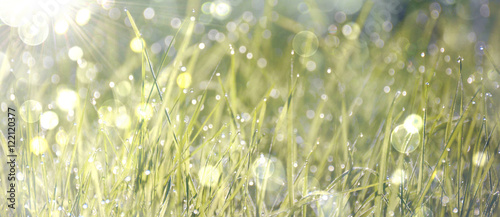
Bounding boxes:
[130,37,145,53]
[251,155,285,192]
[403,114,423,134]
[30,136,48,155]
[54,20,69,34]
[343,23,361,40]
[115,113,131,129]
[176,73,192,89]
[292,31,319,57]
[213,1,231,19]
[143,7,155,20]
[390,169,407,185]
[57,89,79,111]
[390,124,420,154]
[68,46,84,61]
[40,111,59,130]
[201,2,214,14]
[20,100,43,123]
[76,8,91,26]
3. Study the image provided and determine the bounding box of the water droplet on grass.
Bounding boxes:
[20,100,43,123]
[391,124,420,154]
[292,31,318,57]
[442,196,449,204]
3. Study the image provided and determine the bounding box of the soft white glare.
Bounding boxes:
[40,111,59,130]
[68,46,84,61]
[76,8,91,26]
[57,89,79,111]
[54,20,69,34]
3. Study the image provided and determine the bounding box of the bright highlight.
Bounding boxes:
[76,8,91,26]
[57,89,79,111]
[130,37,145,53]
[54,20,69,34]
[176,73,192,89]
[40,111,59,130]
[31,137,48,155]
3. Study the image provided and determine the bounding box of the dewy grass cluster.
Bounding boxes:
[0,0,499,216]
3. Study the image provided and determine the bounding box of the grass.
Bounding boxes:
[1,0,500,216]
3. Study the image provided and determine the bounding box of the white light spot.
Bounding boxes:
[143,7,155,20]
[383,86,390,93]
[76,9,91,26]
[54,20,69,34]
[68,46,83,61]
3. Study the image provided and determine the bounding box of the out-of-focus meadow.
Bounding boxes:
[1,0,500,216]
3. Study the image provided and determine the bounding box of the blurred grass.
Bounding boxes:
[1,0,500,216]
